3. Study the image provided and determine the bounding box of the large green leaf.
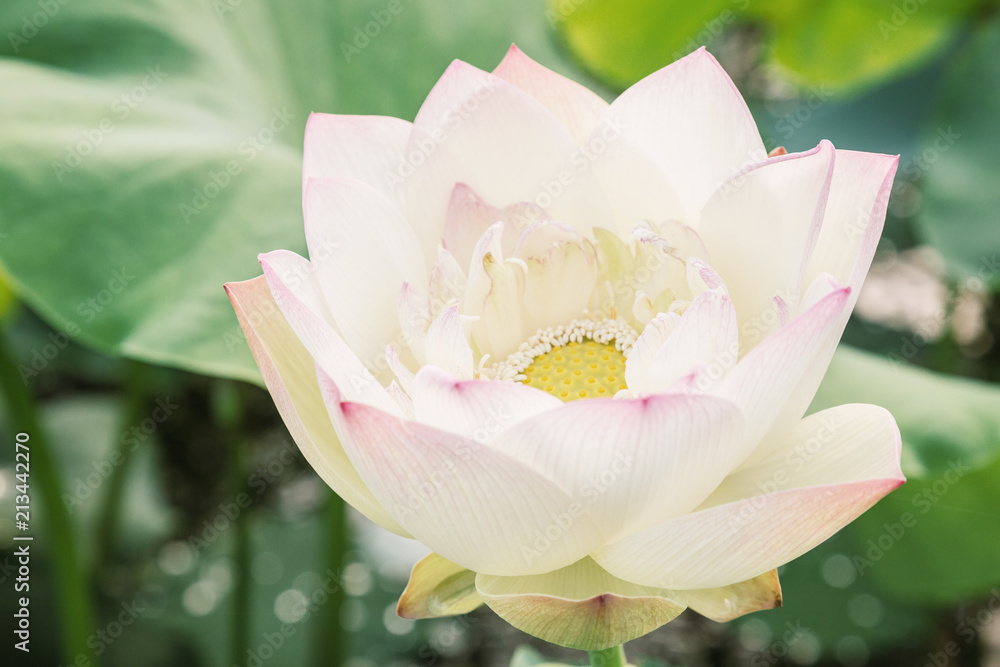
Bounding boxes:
[916,18,1000,283]
[551,0,968,93]
[0,0,594,383]
[811,347,1000,602]
[754,0,962,93]
[547,0,738,89]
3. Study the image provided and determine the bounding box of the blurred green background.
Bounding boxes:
[2,0,1000,665]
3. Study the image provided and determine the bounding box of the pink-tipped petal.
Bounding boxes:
[302,113,411,204]
[698,141,836,350]
[603,48,766,219]
[302,177,427,369]
[593,403,903,590]
[442,183,543,269]
[492,394,745,542]
[493,44,609,145]
[767,151,900,432]
[259,252,401,415]
[400,60,610,263]
[718,286,851,454]
[410,365,562,443]
[225,276,407,536]
[320,371,605,576]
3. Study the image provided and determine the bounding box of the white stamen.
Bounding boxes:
[492,318,638,382]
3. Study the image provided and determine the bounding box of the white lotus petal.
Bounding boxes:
[411,365,562,443]
[319,370,605,576]
[698,141,835,351]
[718,286,851,452]
[492,393,745,541]
[644,289,739,394]
[593,403,903,589]
[604,48,766,219]
[302,113,411,204]
[493,45,609,145]
[424,306,474,378]
[400,60,609,262]
[303,177,428,369]
[225,276,407,536]
[767,151,900,433]
[259,253,400,416]
[441,183,544,269]
[624,311,681,394]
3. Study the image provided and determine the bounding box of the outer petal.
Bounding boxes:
[397,552,483,619]
[411,365,562,443]
[319,372,605,576]
[770,151,899,431]
[493,45,609,145]
[224,276,407,536]
[492,394,745,541]
[593,403,904,590]
[400,61,610,262]
[302,113,410,204]
[603,48,766,219]
[303,177,428,369]
[259,252,401,416]
[670,570,782,622]
[805,151,899,296]
[476,557,685,651]
[718,286,851,452]
[698,141,835,350]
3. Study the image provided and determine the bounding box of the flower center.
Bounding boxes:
[492,319,636,401]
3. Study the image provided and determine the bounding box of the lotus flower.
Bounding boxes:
[226,46,904,651]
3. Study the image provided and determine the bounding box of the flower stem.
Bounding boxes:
[211,381,251,667]
[0,330,99,666]
[589,645,628,667]
[92,362,147,577]
[313,492,347,665]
